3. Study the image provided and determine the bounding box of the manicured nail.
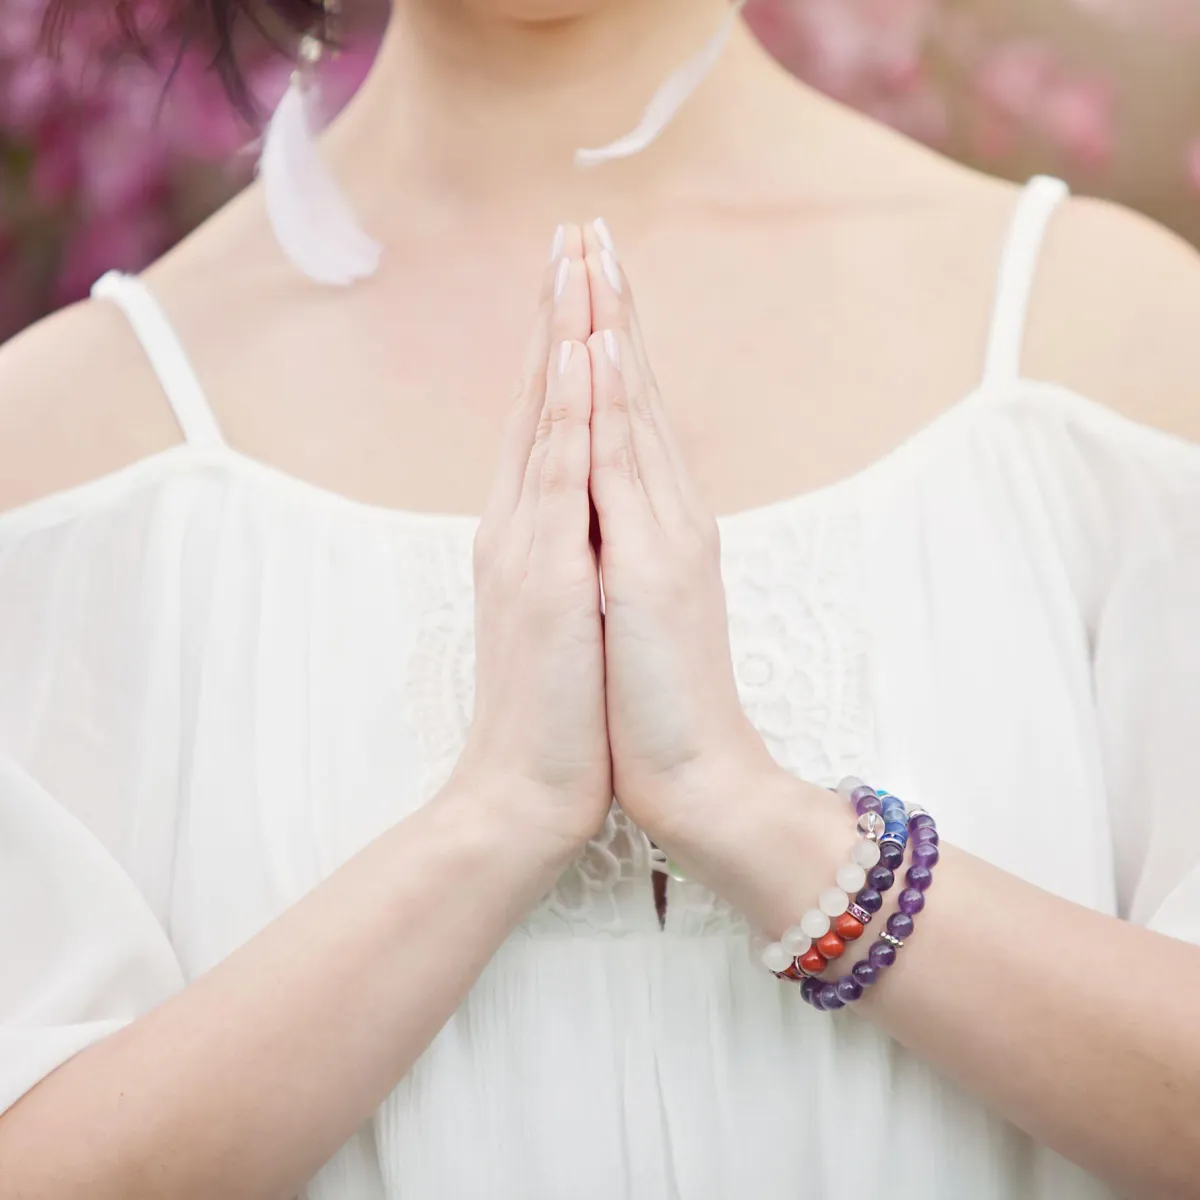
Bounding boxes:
[548,223,565,264]
[603,329,621,370]
[601,249,621,295]
[557,341,573,377]
[554,257,570,301]
[594,217,617,257]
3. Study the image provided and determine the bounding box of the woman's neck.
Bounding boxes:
[329,0,814,224]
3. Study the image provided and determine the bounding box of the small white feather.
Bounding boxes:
[260,76,383,286]
[575,0,749,168]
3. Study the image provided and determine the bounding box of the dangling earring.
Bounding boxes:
[575,0,749,167]
[259,0,382,286]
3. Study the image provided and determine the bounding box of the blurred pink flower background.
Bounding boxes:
[1,0,1198,340]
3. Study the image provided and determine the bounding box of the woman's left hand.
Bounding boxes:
[581,222,777,843]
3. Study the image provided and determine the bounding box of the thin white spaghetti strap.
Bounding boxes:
[91,271,225,448]
[981,175,1071,387]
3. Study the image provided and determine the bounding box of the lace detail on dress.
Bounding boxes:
[402,504,874,938]
[665,504,875,936]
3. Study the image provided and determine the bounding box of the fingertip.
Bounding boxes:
[561,223,585,261]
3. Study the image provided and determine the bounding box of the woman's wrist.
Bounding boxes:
[435,764,601,876]
[649,754,850,937]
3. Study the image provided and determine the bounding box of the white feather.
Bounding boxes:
[574,0,749,168]
[260,75,383,286]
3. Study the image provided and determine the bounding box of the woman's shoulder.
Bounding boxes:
[0,186,278,523]
[0,290,181,517]
[1022,190,1200,448]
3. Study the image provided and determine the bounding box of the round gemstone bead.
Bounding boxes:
[781,925,812,956]
[836,975,864,1004]
[879,841,905,871]
[850,784,877,806]
[883,822,907,840]
[800,977,820,1005]
[867,865,895,892]
[855,794,884,816]
[887,912,915,940]
[906,865,933,892]
[856,812,885,839]
[819,887,850,917]
[800,908,831,939]
[816,932,846,960]
[855,887,884,914]
[913,826,939,846]
[833,912,865,941]
[837,776,866,802]
[912,843,940,870]
[897,888,925,916]
[851,960,879,988]
[818,983,844,1010]
[868,941,897,970]
[762,942,794,973]
[799,947,828,976]
[851,839,882,869]
[909,813,935,830]
[835,863,867,894]
[748,931,771,962]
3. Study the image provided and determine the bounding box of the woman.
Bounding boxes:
[0,0,1198,1196]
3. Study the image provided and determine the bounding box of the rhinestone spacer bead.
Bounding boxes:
[846,901,873,926]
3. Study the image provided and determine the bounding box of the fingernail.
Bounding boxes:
[601,249,621,295]
[603,329,620,370]
[548,223,565,264]
[554,257,570,301]
[557,341,573,377]
[594,218,617,257]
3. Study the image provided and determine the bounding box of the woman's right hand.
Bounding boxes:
[454,224,611,852]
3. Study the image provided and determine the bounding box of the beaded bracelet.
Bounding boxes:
[762,779,905,980]
[800,806,940,1011]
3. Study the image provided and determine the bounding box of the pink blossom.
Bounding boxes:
[1036,76,1117,169]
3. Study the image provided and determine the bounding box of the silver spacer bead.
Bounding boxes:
[880,932,905,950]
[907,806,929,821]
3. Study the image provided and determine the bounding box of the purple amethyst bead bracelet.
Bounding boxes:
[793,786,939,1013]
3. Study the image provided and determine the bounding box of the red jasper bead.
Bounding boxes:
[798,947,828,976]
[833,913,865,942]
[816,932,846,961]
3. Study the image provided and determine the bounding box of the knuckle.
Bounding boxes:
[533,412,556,446]
[600,440,637,481]
[546,400,574,425]
[539,454,567,498]
[629,387,656,423]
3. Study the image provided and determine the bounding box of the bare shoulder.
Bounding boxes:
[1025,193,1200,442]
[0,291,180,516]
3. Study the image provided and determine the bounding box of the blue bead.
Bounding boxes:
[884,823,907,839]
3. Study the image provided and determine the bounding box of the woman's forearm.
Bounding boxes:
[661,764,1200,1199]
[0,773,575,1200]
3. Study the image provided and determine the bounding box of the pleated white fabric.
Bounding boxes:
[2,180,1198,1198]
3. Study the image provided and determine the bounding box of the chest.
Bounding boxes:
[198,211,994,520]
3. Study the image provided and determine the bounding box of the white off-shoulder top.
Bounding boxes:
[2,177,1198,1198]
